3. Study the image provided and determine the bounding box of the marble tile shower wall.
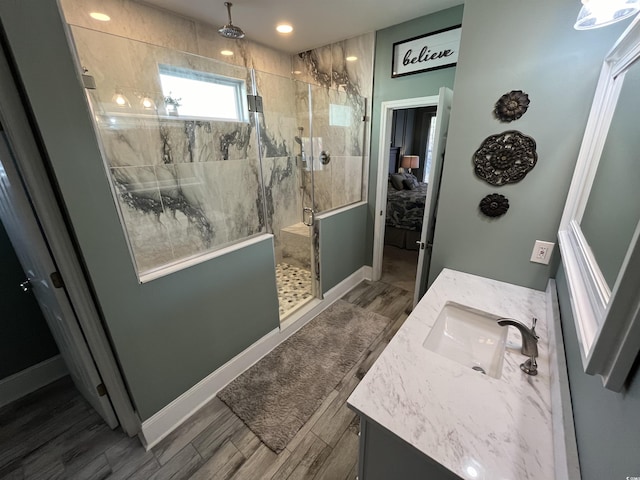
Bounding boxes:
[60,0,374,274]
[71,26,266,274]
[293,33,374,212]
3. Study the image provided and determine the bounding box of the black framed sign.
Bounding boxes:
[392,25,462,78]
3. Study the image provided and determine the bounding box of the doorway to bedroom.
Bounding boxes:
[373,89,453,308]
[381,106,437,294]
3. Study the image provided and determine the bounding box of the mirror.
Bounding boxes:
[559,17,640,392]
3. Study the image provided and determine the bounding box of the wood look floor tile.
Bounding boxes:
[191,407,242,460]
[228,444,289,480]
[272,433,330,480]
[310,428,359,480]
[148,445,202,480]
[66,453,110,480]
[105,435,158,480]
[153,397,228,465]
[3,280,408,480]
[188,440,243,480]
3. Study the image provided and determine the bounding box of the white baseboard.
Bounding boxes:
[140,266,369,450]
[0,355,68,408]
[362,265,373,281]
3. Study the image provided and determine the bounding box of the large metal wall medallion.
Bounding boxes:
[479,193,509,217]
[473,130,537,186]
[494,90,530,122]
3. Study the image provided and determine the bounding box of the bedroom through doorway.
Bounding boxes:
[372,88,453,307]
[381,106,437,295]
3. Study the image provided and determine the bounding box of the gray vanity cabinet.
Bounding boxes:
[357,416,462,480]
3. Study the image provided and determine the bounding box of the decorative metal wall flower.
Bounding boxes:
[473,130,537,186]
[479,193,509,217]
[494,90,530,122]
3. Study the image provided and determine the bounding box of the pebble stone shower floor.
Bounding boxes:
[275,263,313,318]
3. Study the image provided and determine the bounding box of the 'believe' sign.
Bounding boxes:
[392,25,461,78]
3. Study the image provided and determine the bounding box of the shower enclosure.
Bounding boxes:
[69,26,367,322]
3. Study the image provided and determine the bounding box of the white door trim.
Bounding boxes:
[0,48,140,435]
[372,96,439,281]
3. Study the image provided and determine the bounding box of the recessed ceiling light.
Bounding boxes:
[346,56,358,62]
[89,12,111,21]
[276,24,293,34]
[221,50,234,56]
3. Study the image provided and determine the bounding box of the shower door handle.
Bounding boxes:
[303,207,315,226]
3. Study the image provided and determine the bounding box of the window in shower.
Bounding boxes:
[158,64,249,122]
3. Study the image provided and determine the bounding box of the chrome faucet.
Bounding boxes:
[497,317,539,376]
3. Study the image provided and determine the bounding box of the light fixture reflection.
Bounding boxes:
[466,466,479,478]
[112,90,130,108]
[90,12,111,21]
[220,50,234,56]
[276,24,293,34]
[346,56,358,62]
[574,0,640,30]
[140,96,156,110]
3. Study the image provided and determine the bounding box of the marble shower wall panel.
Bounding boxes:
[292,33,374,215]
[292,45,333,88]
[60,0,199,53]
[70,26,268,276]
[60,0,292,77]
[310,86,366,157]
[301,155,364,214]
[331,156,365,207]
[254,71,298,159]
[173,161,264,247]
[262,156,302,253]
[196,24,292,78]
[110,165,175,272]
[292,32,374,104]
[332,34,375,100]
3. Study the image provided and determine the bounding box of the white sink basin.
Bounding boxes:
[423,302,507,378]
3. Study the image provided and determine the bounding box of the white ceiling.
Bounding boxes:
[139,0,464,54]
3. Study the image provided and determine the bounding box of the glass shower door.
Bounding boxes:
[253,71,318,321]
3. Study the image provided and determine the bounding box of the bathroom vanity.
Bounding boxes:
[347,269,560,480]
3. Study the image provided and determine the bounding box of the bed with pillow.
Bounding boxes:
[385,172,428,250]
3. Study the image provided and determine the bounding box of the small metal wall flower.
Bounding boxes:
[479,193,509,217]
[494,90,530,122]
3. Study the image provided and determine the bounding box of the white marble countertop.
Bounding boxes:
[347,269,553,480]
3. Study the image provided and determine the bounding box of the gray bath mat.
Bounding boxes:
[217,299,390,453]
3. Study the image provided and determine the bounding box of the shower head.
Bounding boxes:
[294,136,303,146]
[218,2,245,39]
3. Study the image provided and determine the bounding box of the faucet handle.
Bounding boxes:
[531,317,539,338]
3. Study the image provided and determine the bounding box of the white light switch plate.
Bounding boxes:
[531,240,555,265]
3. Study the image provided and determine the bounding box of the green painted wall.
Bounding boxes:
[0,221,58,379]
[428,0,628,291]
[366,6,463,262]
[0,0,280,420]
[556,266,640,478]
[320,204,367,293]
